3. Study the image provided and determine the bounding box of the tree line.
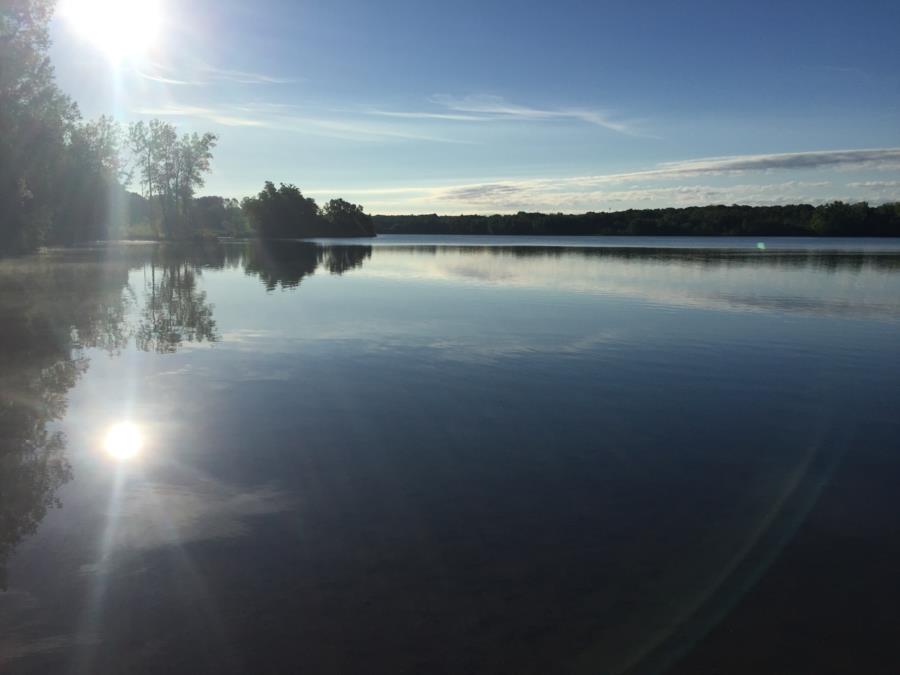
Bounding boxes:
[0,1,215,251]
[374,201,900,237]
[0,0,374,255]
[1,0,125,253]
[240,182,375,238]
[4,1,898,255]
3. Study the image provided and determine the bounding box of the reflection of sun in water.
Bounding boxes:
[60,0,163,61]
[104,422,143,460]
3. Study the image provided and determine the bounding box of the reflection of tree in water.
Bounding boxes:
[242,241,319,290]
[136,261,218,353]
[0,347,78,590]
[241,241,372,290]
[317,245,372,275]
[0,244,226,586]
[0,252,133,588]
[0,240,372,584]
[393,244,900,272]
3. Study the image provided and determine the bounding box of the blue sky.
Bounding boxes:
[50,0,900,213]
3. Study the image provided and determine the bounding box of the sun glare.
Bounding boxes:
[60,0,162,61]
[104,422,144,461]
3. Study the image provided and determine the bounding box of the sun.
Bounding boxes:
[60,0,162,61]
[103,422,144,461]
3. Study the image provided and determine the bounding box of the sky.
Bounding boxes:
[49,0,900,214]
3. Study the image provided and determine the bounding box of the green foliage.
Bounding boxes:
[0,1,224,253]
[810,201,870,235]
[5,4,899,253]
[241,182,375,239]
[0,0,224,254]
[322,198,376,236]
[127,120,218,239]
[192,196,252,237]
[374,202,900,237]
[1,0,78,253]
[241,182,321,238]
[51,115,127,245]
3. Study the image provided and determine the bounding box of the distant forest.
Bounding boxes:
[374,201,900,237]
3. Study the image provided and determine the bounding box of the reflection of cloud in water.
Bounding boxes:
[219,329,284,343]
[356,248,900,320]
[426,330,622,364]
[0,631,100,662]
[111,479,293,551]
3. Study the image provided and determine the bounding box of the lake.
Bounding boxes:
[2,236,900,674]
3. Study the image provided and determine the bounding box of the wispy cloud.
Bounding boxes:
[200,66,297,85]
[799,64,875,82]
[448,147,900,193]
[133,105,266,127]
[136,61,295,87]
[848,180,900,189]
[366,109,494,122]
[435,181,837,211]
[652,148,900,176]
[135,71,207,86]
[318,147,900,212]
[431,94,641,135]
[132,102,471,143]
[364,94,644,135]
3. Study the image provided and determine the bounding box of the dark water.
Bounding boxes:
[2,237,899,674]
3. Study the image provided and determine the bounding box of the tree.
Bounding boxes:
[127,120,217,238]
[372,202,900,237]
[322,198,375,236]
[0,1,148,253]
[192,196,252,237]
[51,115,128,244]
[0,0,79,253]
[241,181,322,239]
[241,183,377,239]
[810,201,869,236]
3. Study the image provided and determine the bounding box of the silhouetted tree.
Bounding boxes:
[51,115,129,245]
[241,183,376,239]
[193,196,252,237]
[0,0,78,253]
[373,202,900,238]
[322,198,376,237]
[241,182,321,239]
[127,120,218,239]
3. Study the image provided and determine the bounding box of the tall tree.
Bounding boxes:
[322,198,376,236]
[0,0,78,253]
[52,115,128,244]
[128,120,217,238]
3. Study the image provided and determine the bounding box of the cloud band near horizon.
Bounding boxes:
[298,147,900,213]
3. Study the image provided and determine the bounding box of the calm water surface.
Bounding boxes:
[2,236,900,674]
